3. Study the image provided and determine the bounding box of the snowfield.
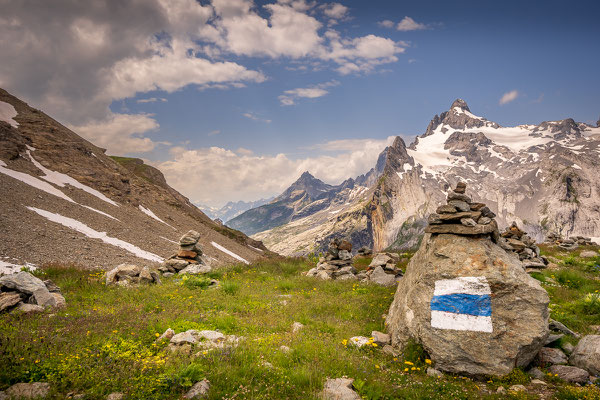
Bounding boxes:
[0,101,19,128]
[211,241,249,264]
[139,205,176,230]
[27,207,163,262]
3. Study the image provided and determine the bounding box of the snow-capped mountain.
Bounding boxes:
[198,197,273,223]
[251,99,600,255]
[0,88,270,272]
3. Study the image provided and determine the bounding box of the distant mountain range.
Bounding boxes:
[198,197,273,223]
[0,88,270,271]
[234,99,600,255]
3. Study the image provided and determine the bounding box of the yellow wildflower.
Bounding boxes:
[404,361,414,366]
[425,359,432,364]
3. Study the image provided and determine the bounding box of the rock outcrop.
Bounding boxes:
[386,183,550,377]
[569,335,600,376]
[105,264,161,286]
[0,271,65,313]
[545,233,596,249]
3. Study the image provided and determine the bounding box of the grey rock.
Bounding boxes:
[447,192,472,203]
[371,331,390,346]
[179,230,201,246]
[179,264,212,275]
[527,367,545,380]
[16,303,44,313]
[369,266,396,287]
[0,292,22,312]
[157,328,175,341]
[306,267,318,277]
[349,336,370,348]
[106,264,141,285]
[43,279,61,293]
[562,342,575,355]
[447,200,470,212]
[548,365,589,384]
[317,270,332,280]
[496,387,506,394]
[333,266,357,277]
[549,319,579,337]
[382,344,399,357]
[322,378,361,400]
[50,293,66,308]
[478,217,491,225]
[530,379,546,386]
[454,181,467,194]
[5,382,50,399]
[0,271,46,295]
[509,385,526,392]
[369,254,392,267]
[543,333,564,345]
[291,322,304,333]
[338,250,352,261]
[536,347,568,366]
[138,267,154,284]
[183,379,210,399]
[460,218,477,227]
[427,367,443,377]
[106,393,123,400]
[336,274,358,281]
[580,250,598,258]
[163,272,174,278]
[170,331,199,345]
[569,335,600,375]
[427,213,442,225]
[386,233,549,377]
[436,205,457,214]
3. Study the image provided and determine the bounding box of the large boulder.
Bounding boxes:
[569,335,600,375]
[386,233,549,377]
[0,271,46,294]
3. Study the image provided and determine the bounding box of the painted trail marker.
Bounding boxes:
[430,276,493,333]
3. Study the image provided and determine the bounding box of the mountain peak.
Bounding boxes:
[299,171,315,180]
[450,98,470,112]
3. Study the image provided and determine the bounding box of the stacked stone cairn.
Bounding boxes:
[0,271,66,313]
[306,238,357,281]
[305,239,400,286]
[357,246,373,256]
[425,181,498,236]
[546,233,595,249]
[500,222,548,271]
[159,230,212,276]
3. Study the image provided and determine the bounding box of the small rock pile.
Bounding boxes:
[0,271,66,313]
[357,246,373,256]
[499,222,548,271]
[159,230,212,276]
[105,264,161,286]
[545,233,596,249]
[162,328,243,356]
[425,181,498,236]
[305,238,357,281]
[305,240,400,286]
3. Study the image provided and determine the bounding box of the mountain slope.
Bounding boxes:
[0,88,271,271]
[199,197,274,223]
[251,99,600,255]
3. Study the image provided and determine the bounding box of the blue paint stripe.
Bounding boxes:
[430,293,492,317]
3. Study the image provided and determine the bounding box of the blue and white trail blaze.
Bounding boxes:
[430,276,493,333]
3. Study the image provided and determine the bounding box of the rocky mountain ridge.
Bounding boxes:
[0,88,270,272]
[198,197,273,224]
[249,99,600,255]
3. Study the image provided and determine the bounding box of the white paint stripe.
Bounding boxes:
[433,276,491,296]
[211,241,249,264]
[431,310,493,333]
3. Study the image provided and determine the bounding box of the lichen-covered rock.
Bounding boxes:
[322,378,360,400]
[0,271,46,294]
[548,365,590,384]
[5,382,50,399]
[569,335,600,375]
[386,233,549,377]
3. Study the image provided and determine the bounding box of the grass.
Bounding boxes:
[1,248,600,399]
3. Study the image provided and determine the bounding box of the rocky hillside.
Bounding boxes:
[251,99,600,255]
[0,88,270,272]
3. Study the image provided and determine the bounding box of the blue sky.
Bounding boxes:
[1,0,599,206]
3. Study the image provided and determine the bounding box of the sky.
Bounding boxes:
[1,0,599,207]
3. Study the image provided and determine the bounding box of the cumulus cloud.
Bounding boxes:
[499,90,519,105]
[378,20,395,28]
[396,16,428,31]
[156,136,395,206]
[242,112,272,123]
[279,80,339,105]
[68,113,160,154]
[0,0,406,153]
[137,97,167,103]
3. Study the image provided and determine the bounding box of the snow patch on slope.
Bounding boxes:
[139,205,176,230]
[211,241,249,264]
[27,207,163,262]
[0,101,18,128]
[0,260,37,276]
[27,150,118,206]
[0,161,75,202]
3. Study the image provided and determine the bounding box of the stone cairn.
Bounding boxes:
[305,239,400,286]
[0,271,66,314]
[159,230,212,276]
[426,181,498,236]
[500,222,548,271]
[546,233,595,249]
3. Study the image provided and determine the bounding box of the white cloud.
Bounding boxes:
[137,97,167,103]
[396,16,427,31]
[321,3,349,20]
[499,90,519,105]
[156,136,395,206]
[242,112,272,123]
[279,80,339,105]
[208,130,221,136]
[378,20,395,28]
[68,113,160,154]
